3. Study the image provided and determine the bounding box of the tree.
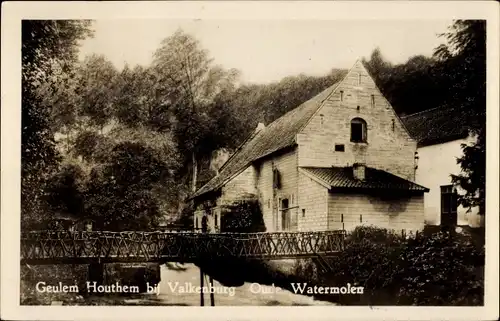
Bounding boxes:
[113,65,160,128]
[152,29,243,192]
[451,128,485,215]
[76,54,119,131]
[439,20,486,216]
[83,141,177,230]
[21,20,93,228]
[362,48,445,115]
[434,20,486,115]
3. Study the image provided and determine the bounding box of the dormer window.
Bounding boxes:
[351,118,367,143]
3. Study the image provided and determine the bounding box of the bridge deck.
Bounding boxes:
[21,230,345,265]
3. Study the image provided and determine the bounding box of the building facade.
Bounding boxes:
[401,107,484,228]
[191,60,429,233]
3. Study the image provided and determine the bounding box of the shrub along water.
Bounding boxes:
[294,226,484,306]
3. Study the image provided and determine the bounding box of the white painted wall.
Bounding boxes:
[415,136,483,227]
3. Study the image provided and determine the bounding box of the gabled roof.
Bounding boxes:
[300,166,429,192]
[400,106,472,147]
[190,81,342,199]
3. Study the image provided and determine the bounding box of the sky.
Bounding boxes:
[78,19,453,84]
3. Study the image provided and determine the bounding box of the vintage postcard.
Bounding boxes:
[1,1,499,320]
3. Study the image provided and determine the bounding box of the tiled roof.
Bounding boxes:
[190,81,342,199]
[400,106,472,147]
[300,166,429,192]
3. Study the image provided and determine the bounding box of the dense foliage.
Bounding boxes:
[21,20,93,228]
[443,20,486,216]
[295,226,484,305]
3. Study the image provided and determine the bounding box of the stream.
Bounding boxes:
[116,263,335,306]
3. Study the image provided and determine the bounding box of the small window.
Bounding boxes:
[371,95,375,107]
[392,119,395,131]
[268,199,270,209]
[335,144,345,152]
[341,214,344,222]
[350,118,367,143]
[214,214,218,227]
[195,217,199,229]
[340,90,344,101]
[302,209,306,217]
[358,73,362,85]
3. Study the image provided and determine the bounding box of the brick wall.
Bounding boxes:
[256,149,299,232]
[297,60,417,181]
[297,172,328,231]
[327,192,425,232]
[219,165,258,205]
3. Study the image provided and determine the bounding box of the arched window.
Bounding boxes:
[351,118,367,143]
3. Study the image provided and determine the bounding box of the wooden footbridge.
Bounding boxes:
[20,230,346,265]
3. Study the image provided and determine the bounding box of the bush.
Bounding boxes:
[295,226,484,306]
[221,198,266,233]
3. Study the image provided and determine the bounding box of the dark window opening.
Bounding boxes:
[281,198,289,210]
[371,94,375,107]
[335,144,345,152]
[358,73,362,85]
[350,118,367,143]
[340,90,344,101]
[195,217,199,229]
[302,209,306,217]
[392,119,395,131]
[214,214,218,227]
[272,168,281,189]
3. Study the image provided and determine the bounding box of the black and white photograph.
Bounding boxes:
[1,1,499,320]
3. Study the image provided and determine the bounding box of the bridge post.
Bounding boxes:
[200,267,204,306]
[209,275,215,306]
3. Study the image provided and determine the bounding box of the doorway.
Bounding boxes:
[281,198,290,231]
[440,185,458,227]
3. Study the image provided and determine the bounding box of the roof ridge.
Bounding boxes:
[217,127,261,173]
[295,81,343,134]
[401,105,457,119]
[262,81,338,129]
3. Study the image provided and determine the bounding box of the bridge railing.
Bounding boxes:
[20,230,346,264]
